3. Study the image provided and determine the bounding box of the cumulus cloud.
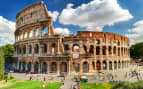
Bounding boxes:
[0,16,15,46]
[55,28,70,35]
[59,0,133,31]
[126,20,143,45]
[49,11,59,22]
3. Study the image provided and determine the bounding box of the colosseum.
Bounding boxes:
[14,1,130,75]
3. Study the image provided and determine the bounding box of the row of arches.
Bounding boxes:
[16,43,56,55]
[16,27,49,41]
[71,44,129,56]
[73,60,129,73]
[16,62,68,73]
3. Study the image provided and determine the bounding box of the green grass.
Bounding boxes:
[80,83,114,89]
[1,80,62,89]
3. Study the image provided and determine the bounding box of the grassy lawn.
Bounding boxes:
[80,83,115,89]
[1,79,62,89]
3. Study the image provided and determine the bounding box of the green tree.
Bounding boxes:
[130,42,143,58]
[0,48,4,80]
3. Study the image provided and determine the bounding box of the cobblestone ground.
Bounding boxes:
[13,64,143,88]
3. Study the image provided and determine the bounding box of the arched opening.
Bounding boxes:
[51,62,57,73]
[43,44,47,53]
[103,61,107,70]
[96,46,100,55]
[22,62,26,71]
[122,61,124,68]
[51,43,56,55]
[109,61,112,70]
[44,27,48,34]
[73,63,80,72]
[34,62,39,73]
[121,48,123,56]
[19,62,21,71]
[34,44,39,54]
[89,45,94,54]
[118,61,121,69]
[109,46,112,55]
[83,45,87,54]
[118,48,120,56]
[114,61,117,70]
[64,44,69,51]
[27,62,31,71]
[36,28,40,36]
[60,62,67,73]
[96,61,101,70]
[72,44,80,52]
[23,46,26,54]
[103,46,106,55]
[29,29,33,38]
[82,62,89,72]
[42,62,47,73]
[113,47,116,55]
[92,61,95,70]
[29,45,32,54]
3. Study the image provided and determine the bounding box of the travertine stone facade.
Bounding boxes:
[14,1,130,75]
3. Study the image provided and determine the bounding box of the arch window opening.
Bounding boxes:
[36,28,40,36]
[27,62,31,71]
[109,46,112,55]
[64,44,69,51]
[29,45,32,54]
[44,27,48,34]
[118,61,121,69]
[114,61,117,70]
[103,61,107,70]
[34,62,39,73]
[96,61,101,70]
[109,61,112,70]
[51,43,56,55]
[34,44,39,54]
[89,45,94,54]
[60,62,67,73]
[83,62,89,72]
[92,62,95,70]
[43,44,47,53]
[83,45,87,54]
[23,46,26,54]
[73,63,80,72]
[113,47,116,55]
[42,62,47,73]
[103,46,106,55]
[22,62,26,71]
[96,46,100,55]
[51,62,57,73]
[72,44,80,52]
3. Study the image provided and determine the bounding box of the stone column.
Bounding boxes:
[106,46,109,56]
[100,60,103,71]
[57,62,60,75]
[21,63,23,71]
[107,60,109,71]
[80,63,83,73]
[100,46,102,55]
[111,46,114,56]
[94,60,97,72]
[112,61,114,71]
[38,63,40,73]
[89,61,93,72]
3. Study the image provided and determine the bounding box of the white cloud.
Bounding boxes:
[126,20,143,45]
[55,28,70,35]
[0,16,15,46]
[49,11,59,22]
[59,0,133,31]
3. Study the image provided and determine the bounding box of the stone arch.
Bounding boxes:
[96,46,100,55]
[118,47,120,56]
[19,62,22,71]
[109,46,112,55]
[27,62,31,72]
[64,44,70,51]
[51,43,56,54]
[82,61,89,72]
[36,28,40,36]
[34,44,39,54]
[50,62,57,73]
[96,60,101,70]
[43,44,47,53]
[34,62,39,73]
[60,62,68,73]
[109,61,112,70]
[92,61,95,70]
[89,45,94,54]
[42,62,47,73]
[29,45,32,54]
[23,45,26,54]
[72,44,80,52]
[103,60,107,70]
[83,45,87,54]
[122,61,124,68]
[22,62,26,71]
[114,61,117,70]
[44,27,48,34]
[113,47,116,55]
[73,62,80,72]
[103,46,106,55]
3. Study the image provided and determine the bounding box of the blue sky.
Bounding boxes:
[0,0,143,45]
